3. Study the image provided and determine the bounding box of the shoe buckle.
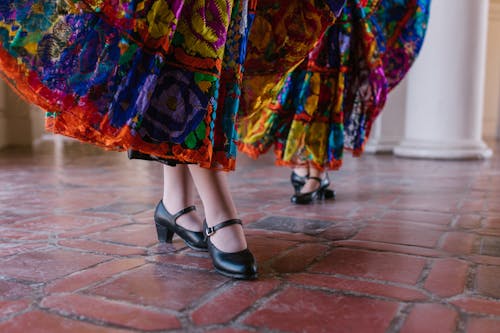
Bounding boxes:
[205,226,216,237]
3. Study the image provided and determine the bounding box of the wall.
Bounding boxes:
[0,82,46,149]
[484,0,500,139]
[0,82,6,148]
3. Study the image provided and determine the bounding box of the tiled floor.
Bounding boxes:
[1,138,500,333]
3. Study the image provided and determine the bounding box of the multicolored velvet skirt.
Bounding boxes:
[0,0,339,170]
[238,0,431,171]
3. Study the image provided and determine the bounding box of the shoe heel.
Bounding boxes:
[293,183,302,194]
[155,223,174,243]
[324,188,336,199]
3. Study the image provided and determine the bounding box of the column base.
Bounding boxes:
[365,137,401,154]
[394,139,493,160]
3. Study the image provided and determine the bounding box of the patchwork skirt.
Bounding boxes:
[0,0,338,170]
[237,0,431,170]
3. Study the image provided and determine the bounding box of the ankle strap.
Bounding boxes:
[308,176,322,183]
[205,219,242,237]
[292,171,309,179]
[172,205,196,222]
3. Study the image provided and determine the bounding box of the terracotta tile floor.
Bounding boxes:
[1,139,500,332]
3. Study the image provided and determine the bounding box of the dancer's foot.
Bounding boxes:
[291,165,309,194]
[205,217,247,253]
[162,197,203,233]
[187,165,257,279]
[291,167,335,204]
[204,219,257,280]
[154,200,207,251]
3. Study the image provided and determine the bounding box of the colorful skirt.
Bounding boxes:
[237,0,431,170]
[0,0,338,170]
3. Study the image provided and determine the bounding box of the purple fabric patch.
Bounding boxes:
[326,0,347,16]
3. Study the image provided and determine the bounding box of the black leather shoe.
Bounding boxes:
[291,171,308,194]
[154,201,207,251]
[204,219,257,280]
[291,174,335,204]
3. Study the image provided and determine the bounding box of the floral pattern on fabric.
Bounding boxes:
[0,0,250,170]
[238,0,430,171]
[0,0,427,171]
[0,0,340,170]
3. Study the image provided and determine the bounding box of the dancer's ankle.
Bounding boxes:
[162,198,203,232]
[205,217,247,253]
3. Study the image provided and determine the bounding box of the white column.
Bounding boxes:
[497,85,500,139]
[394,0,492,159]
[365,78,408,154]
[492,0,500,139]
[485,0,500,139]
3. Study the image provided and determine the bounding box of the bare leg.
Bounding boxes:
[300,162,325,193]
[163,165,203,232]
[188,165,247,252]
[293,164,309,178]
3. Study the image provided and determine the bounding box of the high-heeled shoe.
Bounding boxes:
[154,201,208,251]
[204,219,257,280]
[291,171,308,194]
[291,174,336,204]
[291,171,335,199]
